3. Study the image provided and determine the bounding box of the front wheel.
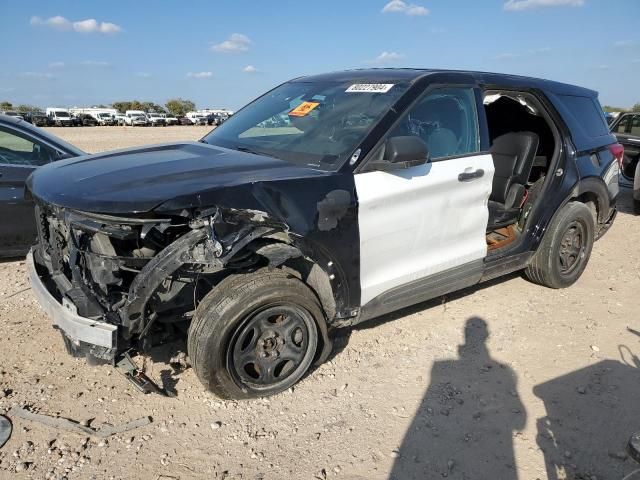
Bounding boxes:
[188,269,323,399]
[525,202,595,288]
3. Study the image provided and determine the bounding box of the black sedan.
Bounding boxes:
[0,114,84,257]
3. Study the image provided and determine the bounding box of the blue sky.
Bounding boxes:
[1,0,638,110]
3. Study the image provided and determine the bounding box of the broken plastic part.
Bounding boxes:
[115,351,166,396]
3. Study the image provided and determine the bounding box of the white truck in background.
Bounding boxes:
[45,107,73,127]
[124,110,148,126]
[69,107,118,126]
[185,111,208,125]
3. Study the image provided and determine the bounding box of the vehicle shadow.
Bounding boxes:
[389,316,526,479]
[327,272,521,363]
[616,186,637,216]
[533,330,640,479]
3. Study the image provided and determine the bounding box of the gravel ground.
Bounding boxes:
[0,126,638,480]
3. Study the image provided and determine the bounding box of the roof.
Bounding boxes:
[294,68,597,97]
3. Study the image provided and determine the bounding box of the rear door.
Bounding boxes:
[0,126,59,256]
[612,114,640,184]
[355,86,493,306]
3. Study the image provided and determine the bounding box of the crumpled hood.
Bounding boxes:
[27,141,326,214]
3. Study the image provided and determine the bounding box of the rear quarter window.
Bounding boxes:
[558,95,609,137]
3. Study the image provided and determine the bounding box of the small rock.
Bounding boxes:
[97,439,108,447]
[447,459,455,471]
[608,450,628,461]
[590,345,600,352]
[577,386,586,394]
[80,419,91,427]
[142,434,151,441]
[390,449,400,459]
[210,421,222,430]
[333,466,341,473]
[15,462,28,472]
[125,437,134,444]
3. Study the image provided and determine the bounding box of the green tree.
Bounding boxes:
[0,101,13,111]
[15,104,41,113]
[112,101,132,113]
[631,103,640,112]
[603,105,628,113]
[165,98,196,116]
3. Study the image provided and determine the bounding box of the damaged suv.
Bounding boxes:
[27,69,621,399]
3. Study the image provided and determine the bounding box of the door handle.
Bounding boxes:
[458,169,484,182]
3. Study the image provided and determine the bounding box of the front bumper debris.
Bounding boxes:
[27,250,118,360]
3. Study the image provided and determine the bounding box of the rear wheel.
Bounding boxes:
[188,269,322,399]
[525,202,595,288]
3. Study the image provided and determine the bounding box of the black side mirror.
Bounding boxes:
[384,136,429,169]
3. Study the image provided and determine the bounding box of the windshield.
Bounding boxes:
[202,80,410,171]
[98,113,110,118]
[55,111,70,118]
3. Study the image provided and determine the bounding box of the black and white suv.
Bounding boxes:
[27,69,621,399]
[610,112,640,212]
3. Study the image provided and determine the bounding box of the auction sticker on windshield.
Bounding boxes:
[289,101,320,117]
[346,84,394,93]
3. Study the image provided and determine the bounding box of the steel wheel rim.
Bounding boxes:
[229,304,313,389]
[557,220,586,276]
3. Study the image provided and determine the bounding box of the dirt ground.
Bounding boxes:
[0,126,638,480]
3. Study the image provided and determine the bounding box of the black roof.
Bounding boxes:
[294,68,597,97]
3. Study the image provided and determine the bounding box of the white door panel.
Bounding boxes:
[355,153,494,305]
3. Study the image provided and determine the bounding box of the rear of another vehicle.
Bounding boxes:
[610,112,640,212]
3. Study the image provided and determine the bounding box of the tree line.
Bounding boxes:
[603,103,640,113]
[0,98,197,116]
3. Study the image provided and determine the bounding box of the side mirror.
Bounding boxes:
[384,136,429,168]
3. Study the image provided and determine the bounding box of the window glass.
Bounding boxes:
[0,127,55,166]
[387,87,480,159]
[630,115,640,136]
[612,115,629,134]
[559,95,609,137]
[203,80,411,171]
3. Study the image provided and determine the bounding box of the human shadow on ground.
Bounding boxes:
[533,327,640,479]
[389,316,526,479]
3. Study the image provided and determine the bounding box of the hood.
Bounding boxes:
[27,141,328,214]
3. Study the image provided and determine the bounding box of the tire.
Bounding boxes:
[188,269,323,399]
[525,202,595,288]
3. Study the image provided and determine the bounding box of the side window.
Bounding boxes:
[612,115,629,134]
[630,115,640,137]
[0,127,56,167]
[388,87,480,160]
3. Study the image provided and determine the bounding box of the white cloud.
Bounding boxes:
[136,72,152,78]
[368,51,405,64]
[20,72,55,79]
[48,61,65,69]
[504,0,584,11]
[30,15,121,34]
[211,33,251,53]
[187,72,213,78]
[81,60,111,67]
[382,0,429,16]
[494,53,520,60]
[243,65,258,73]
[614,40,636,47]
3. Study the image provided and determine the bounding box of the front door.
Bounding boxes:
[0,126,58,256]
[355,87,494,306]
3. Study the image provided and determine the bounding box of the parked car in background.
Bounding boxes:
[0,114,83,257]
[610,112,640,213]
[1,111,24,120]
[95,112,115,126]
[75,114,98,127]
[23,111,49,127]
[114,113,127,126]
[46,108,73,127]
[124,110,148,126]
[176,116,192,125]
[146,112,166,127]
[26,69,620,399]
[163,113,179,126]
[186,111,207,125]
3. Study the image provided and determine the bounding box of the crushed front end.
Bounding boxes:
[28,202,243,363]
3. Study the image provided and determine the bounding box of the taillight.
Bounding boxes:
[609,143,624,168]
